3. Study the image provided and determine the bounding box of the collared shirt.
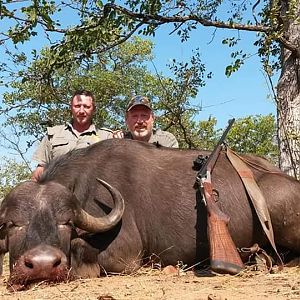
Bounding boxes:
[32,123,113,165]
[125,128,179,148]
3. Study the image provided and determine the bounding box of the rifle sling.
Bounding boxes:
[226,147,283,268]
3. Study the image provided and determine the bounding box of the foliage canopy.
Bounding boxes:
[0,0,282,192]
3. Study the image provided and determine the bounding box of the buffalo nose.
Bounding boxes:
[20,245,68,279]
[25,252,62,270]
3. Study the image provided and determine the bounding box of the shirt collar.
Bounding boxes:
[66,122,97,134]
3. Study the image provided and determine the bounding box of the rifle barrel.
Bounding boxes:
[198,118,235,177]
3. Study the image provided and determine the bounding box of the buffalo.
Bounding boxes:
[0,138,300,290]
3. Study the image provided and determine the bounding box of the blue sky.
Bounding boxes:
[0,3,277,130]
[0,7,277,162]
[150,25,276,128]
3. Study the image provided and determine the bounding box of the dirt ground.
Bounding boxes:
[0,257,299,300]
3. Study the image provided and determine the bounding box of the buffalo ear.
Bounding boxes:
[0,223,6,237]
[0,223,8,276]
[0,223,8,250]
[0,253,4,276]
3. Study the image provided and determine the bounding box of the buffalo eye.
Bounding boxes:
[67,220,76,230]
[6,221,15,229]
[58,220,75,229]
[6,221,26,231]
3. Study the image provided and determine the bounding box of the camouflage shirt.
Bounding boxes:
[32,123,113,166]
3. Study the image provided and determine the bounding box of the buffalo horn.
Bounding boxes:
[74,178,125,232]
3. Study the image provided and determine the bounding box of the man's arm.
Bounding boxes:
[31,135,52,181]
[31,165,45,181]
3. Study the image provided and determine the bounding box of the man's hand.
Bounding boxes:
[31,165,45,181]
[113,130,125,139]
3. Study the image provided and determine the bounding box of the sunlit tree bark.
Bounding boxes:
[276,1,300,177]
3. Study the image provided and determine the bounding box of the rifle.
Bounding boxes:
[194,118,243,275]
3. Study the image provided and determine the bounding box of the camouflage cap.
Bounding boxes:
[126,95,152,112]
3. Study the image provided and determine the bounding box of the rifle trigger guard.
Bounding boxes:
[212,189,219,202]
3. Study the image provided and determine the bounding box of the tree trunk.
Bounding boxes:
[277,1,300,178]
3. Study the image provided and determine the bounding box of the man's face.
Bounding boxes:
[125,105,154,141]
[71,94,95,129]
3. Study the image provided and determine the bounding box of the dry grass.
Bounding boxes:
[1,253,300,300]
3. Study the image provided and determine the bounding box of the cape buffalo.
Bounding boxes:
[0,138,300,290]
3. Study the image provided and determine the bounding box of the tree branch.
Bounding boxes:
[105,3,300,58]
[105,3,269,33]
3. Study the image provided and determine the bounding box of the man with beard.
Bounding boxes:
[31,89,113,180]
[113,95,178,148]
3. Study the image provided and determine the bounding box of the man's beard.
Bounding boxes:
[132,128,151,141]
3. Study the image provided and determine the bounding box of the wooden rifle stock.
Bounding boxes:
[195,118,243,275]
[202,177,243,275]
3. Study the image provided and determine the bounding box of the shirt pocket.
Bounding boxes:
[51,137,71,158]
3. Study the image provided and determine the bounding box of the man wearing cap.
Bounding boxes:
[31,89,113,180]
[113,95,179,148]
